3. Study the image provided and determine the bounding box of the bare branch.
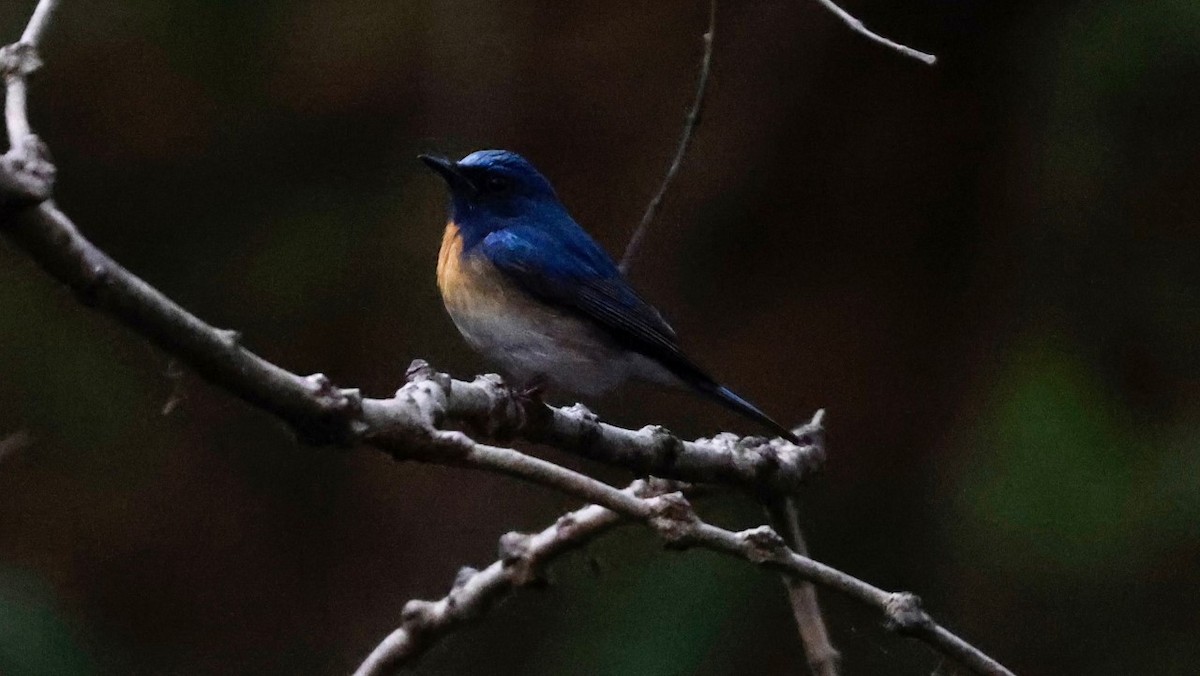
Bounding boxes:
[619,0,716,274]
[3,54,33,148]
[0,0,820,489]
[353,479,675,675]
[1,0,57,204]
[435,363,825,493]
[9,194,831,487]
[716,524,1013,676]
[355,452,1013,676]
[4,0,58,147]
[767,498,840,676]
[619,3,834,666]
[20,0,61,47]
[0,201,1006,675]
[810,0,937,65]
[0,202,1007,676]
[620,0,936,276]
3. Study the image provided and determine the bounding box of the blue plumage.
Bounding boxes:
[422,149,797,443]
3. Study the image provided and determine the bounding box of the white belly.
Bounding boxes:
[450,301,638,395]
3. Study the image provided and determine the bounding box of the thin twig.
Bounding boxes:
[810,0,937,65]
[767,498,840,676]
[764,413,839,676]
[620,7,837,663]
[3,0,57,148]
[4,72,30,148]
[20,0,60,47]
[619,0,716,274]
[1,0,56,202]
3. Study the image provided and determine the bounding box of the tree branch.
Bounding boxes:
[0,4,55,208]
[767,498,840,676]
[1,4,1010,676]
[19,0,59,47]
[810,0,937,65]
[0,10,823,487]
[616,1,837,666]
[619,0,936,275]
[3,0,55,147]
[434,362,825,493]
[619,0,716,274]
[353,445,1014,676]
[0,194,1005,676]
[353,479,675,675]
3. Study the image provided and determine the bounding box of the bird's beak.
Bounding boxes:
[419,154,477,194]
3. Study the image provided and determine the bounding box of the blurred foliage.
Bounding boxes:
[1,0,1199,674]
[0,567,93,676]
[961,337,1148,573]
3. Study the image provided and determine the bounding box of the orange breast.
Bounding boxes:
[436,222,466,297]
[436,222,514,317]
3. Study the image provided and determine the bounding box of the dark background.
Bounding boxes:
[1,1,1198,674]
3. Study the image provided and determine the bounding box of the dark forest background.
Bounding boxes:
[1,1,1199,674]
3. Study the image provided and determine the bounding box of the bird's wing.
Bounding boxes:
[481,226,706,376]
[482,225,799,442]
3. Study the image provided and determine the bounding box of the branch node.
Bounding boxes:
[561,402,597,423]
[793,408,827,448]
[405,358,436,383]
[740,525,789,563]
[452,566,478,590]
[498,531,544,585]
[644,425,684,469]
[307,373,355,414]
[306,372,335,394]
[559,402,598,433]
[0,42,42,79]
[638,477,687,497]
[472,372,506,393]
[217,328,242,348]
[289,373,364,445]
[884,592,932,635]
[554,511,579,536]
[65,248,111,306]
[498,531,531,564]
[738,434,774,456]
[0,135,55,207]
[400,599,436,625]
[648,492,698,547]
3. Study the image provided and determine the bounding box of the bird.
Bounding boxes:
[420,149,798,444]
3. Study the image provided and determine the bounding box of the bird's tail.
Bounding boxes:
[693,381,800,444]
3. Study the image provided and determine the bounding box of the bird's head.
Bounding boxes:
[421,150,562,238]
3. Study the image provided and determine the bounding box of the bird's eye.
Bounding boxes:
[486,175,511,192]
